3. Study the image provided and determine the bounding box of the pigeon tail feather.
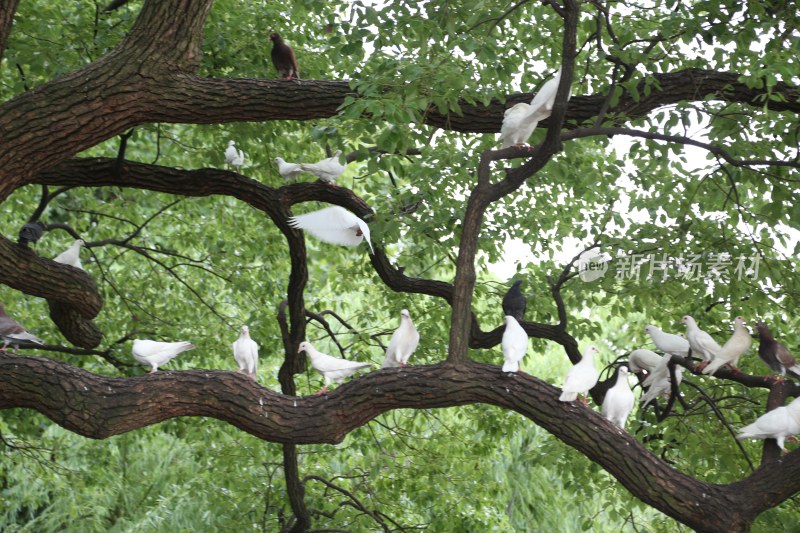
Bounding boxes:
[559,391,578,402]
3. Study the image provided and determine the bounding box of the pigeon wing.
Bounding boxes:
[501,317,528,372]
[288,206,367,248]
[628,349,661,373]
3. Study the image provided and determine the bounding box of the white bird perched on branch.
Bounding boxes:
[559,346,600,402]
[702,316,751,375]
[299,150,346,184]
[225,140,245,171]
[275,157,303,181]
[645,325,690,357]
[681,315,721,363]
[628,348,661,374]
[601,366,635,428]
[53,239,85,270]
[382,309,420,368]
[737,396,800,451]
[232,325,259,380]
[132,339,195,373]
[288,205,373,253]
[298,341,371,394]
[640,354,684,408]
[499,67,569,149]
[501,315,528,373]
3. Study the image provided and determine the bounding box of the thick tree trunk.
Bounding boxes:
[0,0,20,62]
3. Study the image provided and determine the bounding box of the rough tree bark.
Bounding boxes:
[0,1,798,532]
[0,352,797,533]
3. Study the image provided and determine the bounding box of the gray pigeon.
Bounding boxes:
[18,223,44,247]
[502,280,526,321]
[0,303,44,351]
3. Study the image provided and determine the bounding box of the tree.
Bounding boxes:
[1,0,799,531]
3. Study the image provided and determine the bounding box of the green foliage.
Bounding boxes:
[1,0,800,531]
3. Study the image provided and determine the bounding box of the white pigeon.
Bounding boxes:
[681,315,721,362]
[53,239,85,269]
[232,325,259,380]
[499,67,567,148]
[381,309,420,368]
[299,150,346,184]
[644,325,690,357]
[559,346,600,402]
[275,157,303,181]
[132,339,195,373]
[641,354,684,407]
[628,348,661,373]
[224,140,245,171]
[501,315,528,373]
[288,206,374,253]
[298,341,371,394]
[737,396,800,451]
[601,366,635,428]
[702,316,752,375]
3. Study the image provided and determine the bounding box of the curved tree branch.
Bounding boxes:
[31,158,582,354]
[0,352,796,533]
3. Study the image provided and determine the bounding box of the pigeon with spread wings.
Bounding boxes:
[288,206,373,253]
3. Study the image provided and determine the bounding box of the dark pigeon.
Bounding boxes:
[0,303,44,352]
[502,280,526,321]
[18,222,44,247]
[103,0,131,12]
[754,321,800,378]
[270,32,300,80]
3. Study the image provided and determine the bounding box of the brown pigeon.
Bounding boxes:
[754,322,800,379]
[270,32,300,80]
[0,303,44,352]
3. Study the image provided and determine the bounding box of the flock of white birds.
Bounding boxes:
[1,68,796,455]
[520,311,800,452]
